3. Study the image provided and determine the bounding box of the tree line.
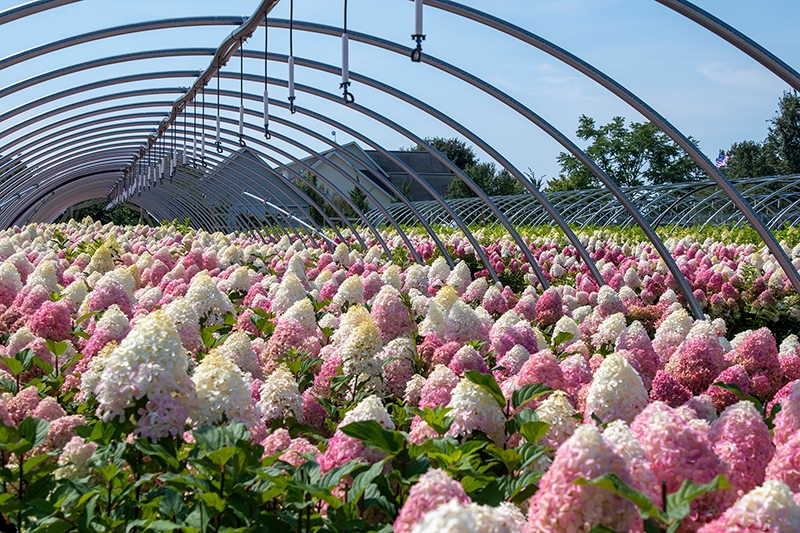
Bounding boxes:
[425,90,800,197]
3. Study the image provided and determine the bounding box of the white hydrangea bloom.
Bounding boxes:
[340,321,384,386]
[653,308,693,357]
[272,272,307,315]
[381,264,402,290]
[318,312,339,330]
[447,378,506,446]
[55,437,97,480]
[26,260,59,294]
[597,285,623,311]
[281,297,317,335]
[535,390,577,449]
[618,286,638,302]
[730,329,753,350]
[428,257,451,286]
[223,266,251,294]
[332,243,351,267]
[192,348,257,428]
[445,261,472,294]
[592,313,627,348]
[218,244,244,269]
[95,310,196,440]
[410,499,475,533]
[623,267,642,288]
[659,288,678,304]
[0,261,22,294]
[585,353,648,424]
[552,316,581,346]
[444,300,485,343]
[706,480,800,531]
[404,264,429,292]
[333,274,364,307]
[404,374,427,406]
[780,334,799,356]
[364,245,382,265]
[572,305,592,324]
[185,271,236,325]
[418,301,448,339]
[219,330,263,380]
[331,305,372,345]
[339,394,395,429]
[103,268,136,299]
[549,263,566,278]
[84,245,114,275]
[469,501,527,533]
[284,254,308,286]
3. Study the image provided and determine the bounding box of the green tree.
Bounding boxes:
[409,136,477,170]
[721,140,779,179]
[348,185,370,215]
[65,201,142,225]
[550,115,704,191]
[767,90,800,174]
[294,172,338,226]
[446,162,526,198]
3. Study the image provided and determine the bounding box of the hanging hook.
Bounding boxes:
[340,82,355,103]
[411,0,425,62]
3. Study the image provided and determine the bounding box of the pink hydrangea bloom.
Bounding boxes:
[87,278,133,317]
[419,365,460,409]
[706,365,750,413]
[631,402,728,528]
[7,386,41,424]
[394,469,471,533]
[527,425,638,533]
[32,397,66,421]
[696,480,800,533]
[709,402,774,495]
[39,414,85,452]
[447,345,490,377]
[371,286,411,343]
[650,369,693,408]
[28,300,72,341]
[772,381,800,447]
[517,349,566,397]
[430,341,460,368]
[765,431,800,493]
[534,287,563,327]
[664,337,725,395]
[727,328,782,397]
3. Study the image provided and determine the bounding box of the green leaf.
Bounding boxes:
[710,382,764,410]
[32,357,54,375]
[587,525,620,533]
[339,420,406,455]
[142,520,183,532]
[463,370,506,409]
[665,475,731,527]
[200,492,226,513]
[18,417,50,450]
[553,331,575,346]
[349,458,389,504]
[519,421,550,444]
[512,383,554,410]
[22,453,51,472]
[207,446,238,466]
[0,378,18,394]
[45,339,68,357]
[1,357,23,376]
[575,473,665,522]
[96,464,120,483]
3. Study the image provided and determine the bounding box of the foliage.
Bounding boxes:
[408,136,477,170]
[63,202,142,226]
[550,115,704,191]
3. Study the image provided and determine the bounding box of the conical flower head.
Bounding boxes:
[527,425,637,533]
[394,469,471,533]
[185,271,235,325]
[95,310,196,440]
[585,353,648,425]
[192,348,257,429]
[697,481,800,533]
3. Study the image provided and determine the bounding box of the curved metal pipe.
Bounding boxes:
[0,0,79,26]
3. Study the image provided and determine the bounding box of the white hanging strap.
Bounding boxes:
[202,131,206,160]
[192,136,197,162]
[264,89,269,131]
[341,33,349,86]
[288,55,296,113]
[216,114,221,148]
[239,104,245,139]
[182,145,186,165]
[411,0,425,62]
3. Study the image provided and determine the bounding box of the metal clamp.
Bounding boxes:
[288,96,297,114]
[215,141,223,153]
[340,82,355,103]
[411,34,425,62]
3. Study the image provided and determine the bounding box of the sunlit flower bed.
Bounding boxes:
[1,219,800,532]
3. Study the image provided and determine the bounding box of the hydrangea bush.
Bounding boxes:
[0,219,798,532]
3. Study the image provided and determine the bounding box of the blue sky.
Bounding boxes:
[2,0,799,185]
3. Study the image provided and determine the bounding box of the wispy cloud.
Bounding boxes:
[697,62,779,91]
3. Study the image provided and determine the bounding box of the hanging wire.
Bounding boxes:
[411,0,425,62]
[215,66,223,153]
[340,0,354,102]
[264,14,270,139]
[201,86,207,166]
[192,97,198,165]
[287,0,296,113]
[239,40,247,146]
[182,103,187,167]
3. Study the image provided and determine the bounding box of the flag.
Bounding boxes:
[716,152,729,168]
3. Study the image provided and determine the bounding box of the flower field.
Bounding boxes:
[1,219,800,532]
